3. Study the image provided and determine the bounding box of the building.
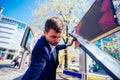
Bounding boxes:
[0,8,35,60]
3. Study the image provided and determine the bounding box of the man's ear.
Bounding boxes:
[43,30,47,36]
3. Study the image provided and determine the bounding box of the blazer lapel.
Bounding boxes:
[40,35,51,57]
[40,35,59,62]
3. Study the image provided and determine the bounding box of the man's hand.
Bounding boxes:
[66,38,76,47]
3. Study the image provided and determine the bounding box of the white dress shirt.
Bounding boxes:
[49,44,57,61]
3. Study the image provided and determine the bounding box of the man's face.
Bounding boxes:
[44,29,63,46]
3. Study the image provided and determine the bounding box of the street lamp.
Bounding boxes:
[0,7,4,19]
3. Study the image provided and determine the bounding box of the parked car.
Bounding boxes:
[68,64,79,72]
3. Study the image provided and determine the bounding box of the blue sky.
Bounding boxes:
[0,0,38,23]
[0,0,95,25]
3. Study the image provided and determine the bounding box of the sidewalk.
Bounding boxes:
[0,60,27,80]
[0,60,65,80]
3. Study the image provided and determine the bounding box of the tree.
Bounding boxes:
[32,0,88,69]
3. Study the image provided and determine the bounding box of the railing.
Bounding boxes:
[69,33,120,80]
[62,70,112,80]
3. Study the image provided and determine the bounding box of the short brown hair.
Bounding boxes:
[45,17,64,33]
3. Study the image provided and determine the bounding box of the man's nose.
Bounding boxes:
[55,38,60,42]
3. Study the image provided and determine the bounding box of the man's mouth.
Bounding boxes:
[52,43,58,46]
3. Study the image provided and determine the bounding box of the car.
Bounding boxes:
[68,64,79,72]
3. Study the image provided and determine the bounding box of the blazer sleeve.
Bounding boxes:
[26,44,48,80]
[22,57,47,80]
[57,44,67,50]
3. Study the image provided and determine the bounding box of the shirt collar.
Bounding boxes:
[49,43,56,51]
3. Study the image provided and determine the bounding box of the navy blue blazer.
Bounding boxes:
[22,35,67,80]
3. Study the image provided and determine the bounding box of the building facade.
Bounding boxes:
[0,16,27,51]
[0,9,34,60]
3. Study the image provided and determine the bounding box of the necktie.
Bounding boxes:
[50,48,57,61]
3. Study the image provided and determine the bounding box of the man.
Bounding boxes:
[22,17,74,80]
[12,55,21,68]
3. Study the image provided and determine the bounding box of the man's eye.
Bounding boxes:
[52,36,57,38]
[51,36,61,38]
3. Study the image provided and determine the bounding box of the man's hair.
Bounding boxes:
[45,17,64,33]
